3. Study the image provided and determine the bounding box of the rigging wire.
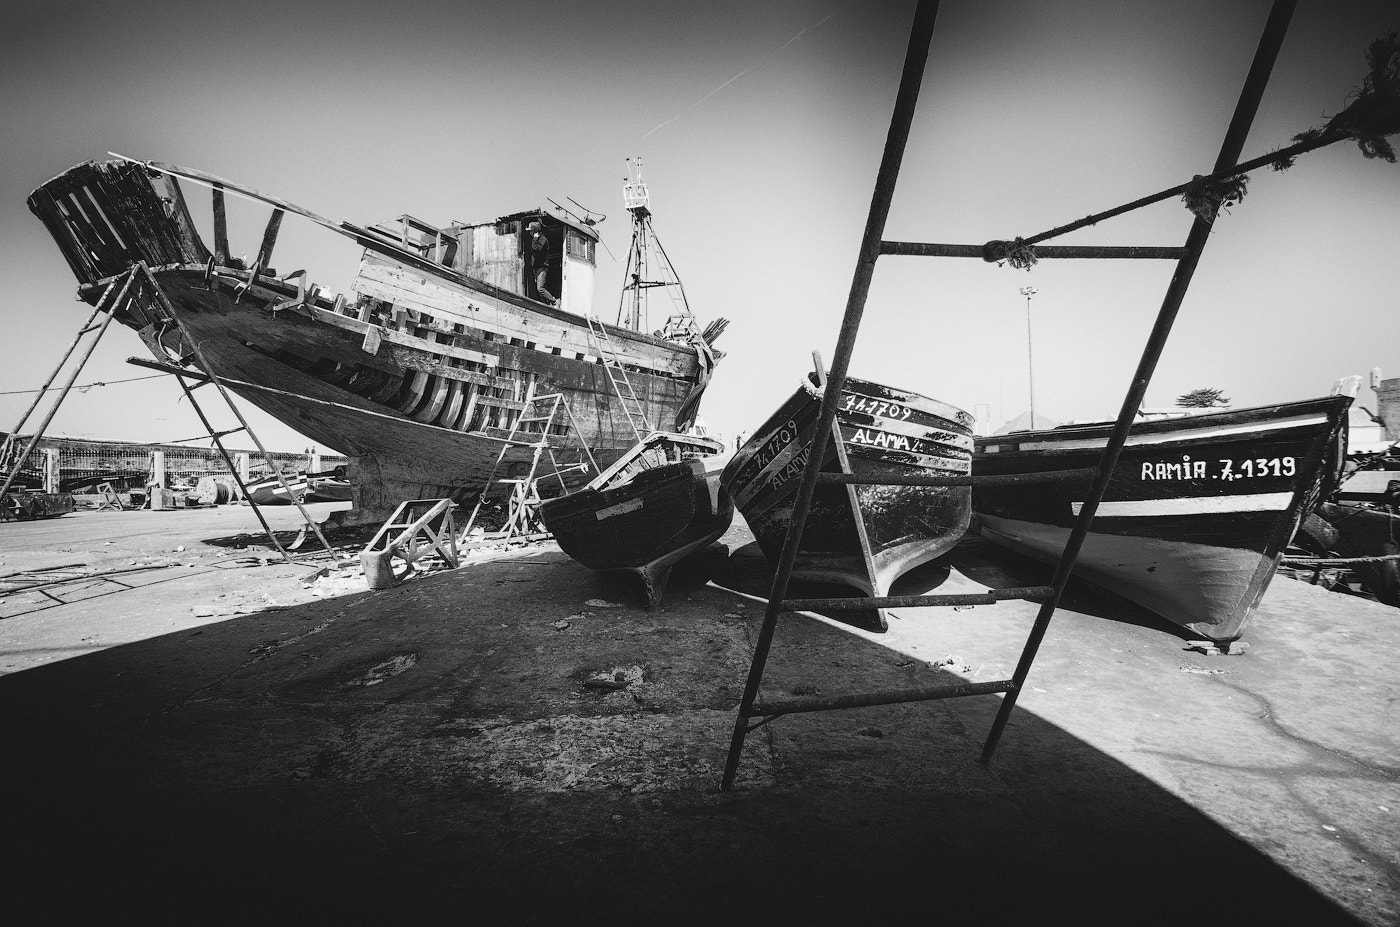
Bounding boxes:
[0,373,167,396]
[641,10,839,139]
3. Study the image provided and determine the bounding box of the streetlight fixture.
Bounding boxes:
[1019,286,1038,428]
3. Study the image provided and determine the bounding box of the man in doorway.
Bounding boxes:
[528,221,558,307]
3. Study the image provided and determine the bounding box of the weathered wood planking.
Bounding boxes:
[354,253,696,379]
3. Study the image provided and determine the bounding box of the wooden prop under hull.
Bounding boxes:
[539,434,731,606]
[722,374,973,629]
[972,395,1351,640]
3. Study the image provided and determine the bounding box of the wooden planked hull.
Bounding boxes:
[721,374,973,623]
[538,434,731,606]
[972,396,1351,641]
[28,159,719,526]
[244,469,352,506]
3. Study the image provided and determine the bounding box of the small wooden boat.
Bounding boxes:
[244,466,353,506]
[538,432,732,606]
[721,372,974,628]
[972,395,1352,641]
[1,491,76,521]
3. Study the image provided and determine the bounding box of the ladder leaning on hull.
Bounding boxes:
[460,386,597,542]
[721,0,1305,789]
[0,266,135,505]
[583,314,651,443]
[1,262,344,564]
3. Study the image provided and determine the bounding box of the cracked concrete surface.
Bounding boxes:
[1,504,1396,925]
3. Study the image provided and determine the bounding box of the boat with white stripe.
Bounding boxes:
[972,394,1351,640]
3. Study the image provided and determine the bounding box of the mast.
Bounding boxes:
[617,159,693,333]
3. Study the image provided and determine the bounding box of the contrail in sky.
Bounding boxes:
[642,10,840,139]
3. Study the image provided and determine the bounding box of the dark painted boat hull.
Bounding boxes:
[2,492,77,520]
[539,438,732,606]
[722,374,973,621]
[972,396,1351,641]
[1302,501,1400,607]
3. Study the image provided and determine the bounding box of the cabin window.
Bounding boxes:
[565,231,596,265]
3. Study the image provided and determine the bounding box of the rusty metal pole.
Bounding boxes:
[720,0,944,791]
[170,373,294,562]
[0,268,136,502]
[0,278,117,465]
[134,263,341,562]
[980,0,1299,762]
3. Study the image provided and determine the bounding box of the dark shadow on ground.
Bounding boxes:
[948,534,1196,640]
[199,519,376,552]
[0,548,1366,926]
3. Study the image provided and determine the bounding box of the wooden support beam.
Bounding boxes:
[256,208,284,268]
[212,184,229,263]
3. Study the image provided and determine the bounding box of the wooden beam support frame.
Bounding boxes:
[361,498,459,590]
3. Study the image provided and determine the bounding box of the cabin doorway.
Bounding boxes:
[524,221,562,307]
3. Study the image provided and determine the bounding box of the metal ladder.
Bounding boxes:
[721,0,1301,789]
[462,387,597,540]
[0,266,135,503]
[584,314,650,442]
[122,264,340,564]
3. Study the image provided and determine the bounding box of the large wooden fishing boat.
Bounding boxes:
[28,157,724,525]
[721,372,974,629]
[538,432,731,606]
[972,395,1352,641]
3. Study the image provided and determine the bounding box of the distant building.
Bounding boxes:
[1376,377,1400,442]
[1,434,344,494]
[993,411,1062,434]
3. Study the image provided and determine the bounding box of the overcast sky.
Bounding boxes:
[2,0,1396,452]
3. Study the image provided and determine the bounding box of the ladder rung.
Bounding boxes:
[782,585,1053,611]
[816,468,1094,488]
[751,679,1016,717]
[878,241,1191,261]
[211,428,245,439]
[79,322,105,334]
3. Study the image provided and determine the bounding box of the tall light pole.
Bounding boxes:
[1019,286,1038,429]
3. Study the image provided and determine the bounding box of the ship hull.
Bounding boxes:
[540,453,733,606]
[29,159,717,526]
[721,375,973,627]
[972,396,1351,641]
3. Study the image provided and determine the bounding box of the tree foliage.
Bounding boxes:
[1176,387,1231,408]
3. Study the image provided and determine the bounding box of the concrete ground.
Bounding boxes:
[1,503,1396,925]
